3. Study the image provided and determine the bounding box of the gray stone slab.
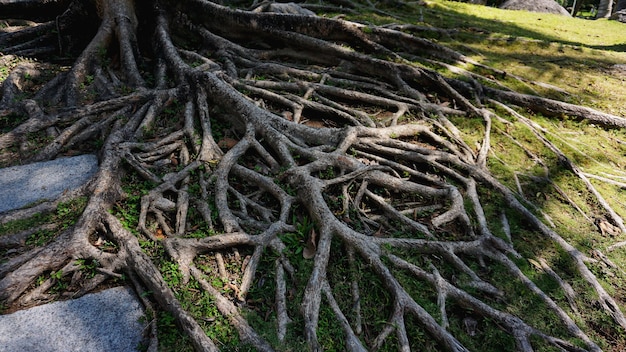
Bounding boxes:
[0,154,98,213]
[0,287,147,352]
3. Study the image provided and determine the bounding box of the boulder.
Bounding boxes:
[500,0,571,16]
[252,2,316,16]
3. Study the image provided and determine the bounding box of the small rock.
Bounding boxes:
[463,316,478,336]
[253,2,316,16]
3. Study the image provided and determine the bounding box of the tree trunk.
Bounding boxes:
[597,0,614,17]
[611,0,626,21]
[570,0,583,16]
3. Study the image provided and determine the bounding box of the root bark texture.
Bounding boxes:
[1,1,626,351]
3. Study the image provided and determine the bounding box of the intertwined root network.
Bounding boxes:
[1,1,626,351]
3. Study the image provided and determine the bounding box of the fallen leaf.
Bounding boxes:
[528,258,542,270]
[303,228,317,259]
[155,228,165,240]
[595,218,621,237]
[94,236,105,247]
[302,119,325,128]
[218,137,239,150]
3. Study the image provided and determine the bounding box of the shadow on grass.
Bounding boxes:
[591,43,626,52]
[409,1,626,53]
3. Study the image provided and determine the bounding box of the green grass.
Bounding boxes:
[354,3,626,347]
[0,197,90,303]
[16,1,623,350]
[350,0,626,117]
[425,0,626,47]
[0,197,87,247]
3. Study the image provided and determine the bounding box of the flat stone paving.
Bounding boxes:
[0,154,98,213]
[0,155,146,351]
[0,287,147,352]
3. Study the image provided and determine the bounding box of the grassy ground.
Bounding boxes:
[3,1,626,351]
[142,2,626,349]
[354,0,626,116]
[345,2,626,351]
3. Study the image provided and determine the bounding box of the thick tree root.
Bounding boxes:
[1,0,626,351]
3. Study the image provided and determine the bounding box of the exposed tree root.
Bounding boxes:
[1,0,626,351]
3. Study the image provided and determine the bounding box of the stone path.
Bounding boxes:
[0,287,147,352]
[0,155,147,351]
[0,154,98,213]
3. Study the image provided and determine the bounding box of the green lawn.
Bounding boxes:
[349,0,626,116]
[426,0,626,47]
